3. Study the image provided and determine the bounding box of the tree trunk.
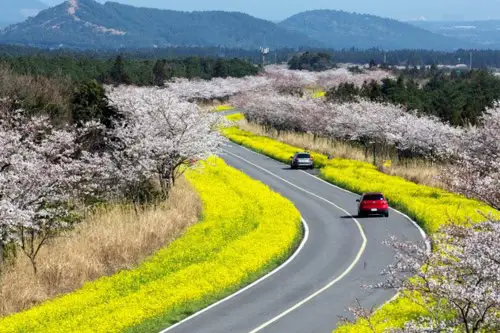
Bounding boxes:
[0,239,4,269]
[30,257,38,275]
[372,143,377,165]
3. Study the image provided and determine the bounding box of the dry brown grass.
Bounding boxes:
[238,120,444,188]
[0,177,201,317]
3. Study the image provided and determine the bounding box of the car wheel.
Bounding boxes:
[358,210,364,217]
[291,165,296,169]
[384,212,389,218]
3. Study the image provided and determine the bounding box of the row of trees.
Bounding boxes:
[326,70,500,126]
[232,91,499,209]
[0,84,222,274]
[164,65,391,103]
[0,55,259,86]
[5,44,500,68]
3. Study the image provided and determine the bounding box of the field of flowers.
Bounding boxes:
[0,158,302,333]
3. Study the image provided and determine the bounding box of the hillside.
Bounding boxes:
[411,20,500,49]
[0,0,320,49]
[0,0,47,26]
[279,10,476,50]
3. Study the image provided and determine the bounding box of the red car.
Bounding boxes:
[357,192,389,217]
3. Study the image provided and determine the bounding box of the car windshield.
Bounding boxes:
[297,154,310,158]
[363,194,384,201]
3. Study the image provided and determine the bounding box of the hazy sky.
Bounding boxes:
[42,0,500,21]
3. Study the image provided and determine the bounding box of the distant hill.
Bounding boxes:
[0,0,320,49]
[411,20,500,49]
[278,10,476,50]
[0,0,47,26]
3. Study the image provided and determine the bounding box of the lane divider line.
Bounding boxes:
[158,219,310,332]
[221,149,368,333]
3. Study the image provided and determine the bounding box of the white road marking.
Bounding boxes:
[158,220,310,332]
[222,150,368,333]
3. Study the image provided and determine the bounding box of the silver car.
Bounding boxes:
[290,152,314,169]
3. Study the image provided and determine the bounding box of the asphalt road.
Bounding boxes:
[162,142,425,333]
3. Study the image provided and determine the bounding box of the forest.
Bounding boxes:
[0,54,259,85]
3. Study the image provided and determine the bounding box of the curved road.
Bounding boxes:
[162,142,424,333]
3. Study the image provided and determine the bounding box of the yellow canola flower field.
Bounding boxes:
[222,125,499,332]
[0,158,302,333]
[225,113,245,122]
[213,104,235,112]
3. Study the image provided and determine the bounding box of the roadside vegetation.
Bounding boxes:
[0,63,304,333]
[0,158,302,332]
[0,179,201,317]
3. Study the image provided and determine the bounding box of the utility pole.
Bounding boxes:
[469,51,473,70]
[260,47,269,66]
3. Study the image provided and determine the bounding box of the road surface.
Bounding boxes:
[162,142,425,333]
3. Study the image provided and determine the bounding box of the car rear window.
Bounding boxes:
[363,194,384,200]
[297,154,311,158]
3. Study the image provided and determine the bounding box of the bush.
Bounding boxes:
[0,158,302,333]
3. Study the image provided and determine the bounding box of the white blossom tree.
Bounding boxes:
[443,107,500,209]
[106,85,223,197]
[232,91,463,161]
[343,218,500,333]
[0,112,112,273]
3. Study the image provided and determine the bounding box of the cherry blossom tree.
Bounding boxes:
[343,218,500,333]
[106,85,223,197]
[233,92,463,161]
[0,112,112,273]
[166,76,270,102]
[264,65,393,89]
[443,107,500,209]
[164,65,392,102]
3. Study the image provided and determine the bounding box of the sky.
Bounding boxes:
[41,0,500,22]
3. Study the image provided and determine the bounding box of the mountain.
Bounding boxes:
[0,0,47,26]
[411,20,500,49]
[0,0,320,49]
[278,10,477,50]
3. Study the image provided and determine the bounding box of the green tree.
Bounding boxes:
[71,80,120,128]
[153,59,167,86]
[109,55,130,85]
[214,58,229,78]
